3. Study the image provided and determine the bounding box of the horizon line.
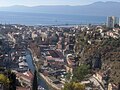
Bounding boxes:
[0,1,120,8]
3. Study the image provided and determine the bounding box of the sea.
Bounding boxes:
[0,11,107,26]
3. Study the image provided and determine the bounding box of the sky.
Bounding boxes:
[0,0,120,7]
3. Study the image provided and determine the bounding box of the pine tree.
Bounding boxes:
[9,72,16,90]
[32,70,38,90]
[7,70,16,90]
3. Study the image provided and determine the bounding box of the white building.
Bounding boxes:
[107,16,119,28]
[32,31,38,40]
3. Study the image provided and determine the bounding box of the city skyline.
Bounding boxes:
[0,0,120,7]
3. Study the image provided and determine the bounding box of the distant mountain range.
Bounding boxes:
[0,1,120,16]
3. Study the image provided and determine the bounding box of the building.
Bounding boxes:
[108,83,118,90]
[107,16,119,28]
[15,70,33,89]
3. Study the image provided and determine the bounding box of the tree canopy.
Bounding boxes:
[72,64,89,82]
[63,82,85,90]
[0,74,10,84]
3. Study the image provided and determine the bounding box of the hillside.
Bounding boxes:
[0,1,120,16]
[75,34,120,85]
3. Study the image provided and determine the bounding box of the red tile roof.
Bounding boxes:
[16,86,30,90]
[16,71,33,81]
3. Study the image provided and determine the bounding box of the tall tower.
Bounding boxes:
[107,16,119,28]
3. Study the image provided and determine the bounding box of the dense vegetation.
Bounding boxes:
[63,82,85,90]
[64,65,89,90]
[72,65,89,82]
[75,33,120,84]
[0,68,16,90]
[0,74,10,84]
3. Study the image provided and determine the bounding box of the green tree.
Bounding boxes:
[72,65,89,82]
[63,82,85,90]
[65,72,71,81]
[32,70,38,90]
[8,71,16,90]
[0,74,10,84]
